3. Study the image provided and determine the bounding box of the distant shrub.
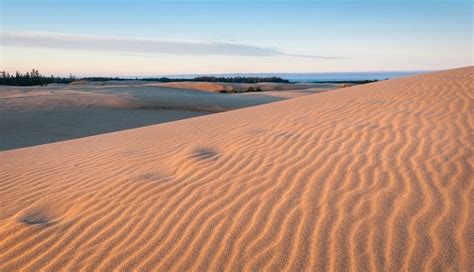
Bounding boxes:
[246,86,262,92]
[219,89,237,94]
[220,86,264,94]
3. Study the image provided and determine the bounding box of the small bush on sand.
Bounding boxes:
[246,86,262,92]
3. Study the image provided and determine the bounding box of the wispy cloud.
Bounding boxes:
[0,31,345,59]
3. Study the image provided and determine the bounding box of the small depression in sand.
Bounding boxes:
[191,147,220,161]
[20,212,55,227]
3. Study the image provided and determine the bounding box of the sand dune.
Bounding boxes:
[0,67,472,271]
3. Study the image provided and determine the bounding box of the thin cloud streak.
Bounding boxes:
[283,53,345,60]
[0,31,345,59]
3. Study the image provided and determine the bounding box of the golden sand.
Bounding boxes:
[0,67,472,271]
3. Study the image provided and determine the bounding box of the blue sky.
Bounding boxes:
[0,0,472,76]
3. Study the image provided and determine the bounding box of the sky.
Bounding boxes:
[0,0,472,76]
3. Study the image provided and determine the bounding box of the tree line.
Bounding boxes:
[0,69,76,86]
[191,76,289,83]
[0,69,291,86]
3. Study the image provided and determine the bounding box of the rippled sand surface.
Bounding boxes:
[1,67,472,271]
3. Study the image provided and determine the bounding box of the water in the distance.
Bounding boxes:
[276,71,427,82]
[163,71,429,82]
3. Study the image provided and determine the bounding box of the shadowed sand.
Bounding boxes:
[0,67,472,271]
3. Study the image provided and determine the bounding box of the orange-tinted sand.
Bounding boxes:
[0,67,472,271]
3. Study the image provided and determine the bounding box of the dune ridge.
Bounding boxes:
[0,67,472,271]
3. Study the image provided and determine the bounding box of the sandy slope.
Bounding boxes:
[0,67,472,271]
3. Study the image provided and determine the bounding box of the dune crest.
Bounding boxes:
[0,67,472,271]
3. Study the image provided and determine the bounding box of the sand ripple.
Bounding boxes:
[0,67,472,271]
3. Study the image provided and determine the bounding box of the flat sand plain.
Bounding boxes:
[0,67,472,271]
[0,81,335,150]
